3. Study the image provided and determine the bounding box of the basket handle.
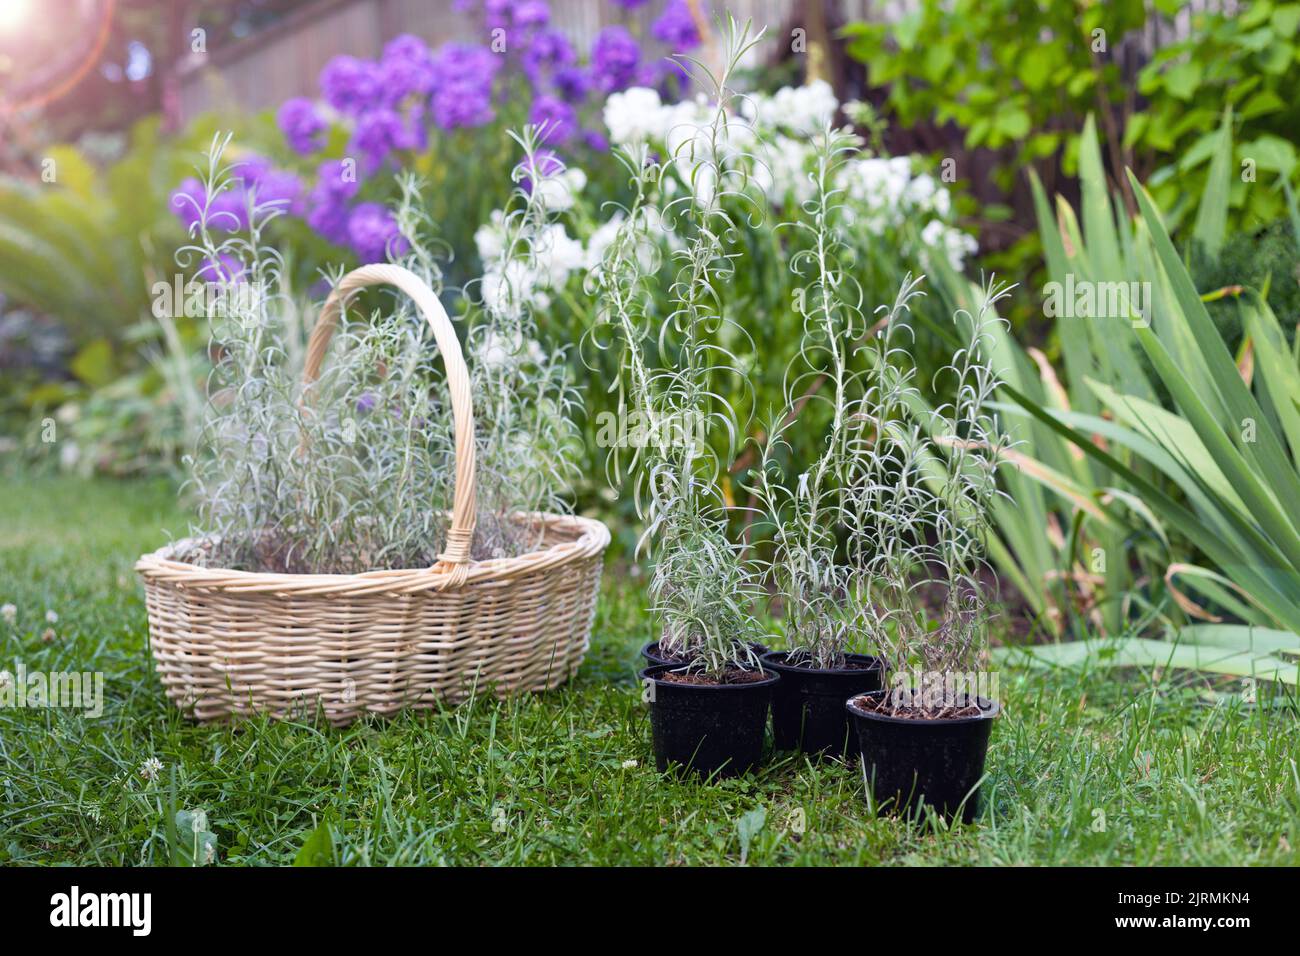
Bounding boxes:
[302,263,476,567]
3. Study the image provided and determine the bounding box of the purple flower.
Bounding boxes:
[347,202,409,263]
[320,55,383,115]
[170,177,207,231]
[581,129,609,152]
[651,0,702,51]
[249,169,305,217]
[522,28,574,81]
[312,159,361,205]
[232,154,275,186]
[515,148,564,193]
[635,61,665,89]
[484,0,549,35]
[552,65,590,103]
[430,42,499,89]
[197,253,245,283]
[609,0,650,7]
[356,391,378,414]
[278,97,326,155]
[235,155,307,217]
[309,203,350,245]
[429,43,499,130]
[398,101,430,152]
[529,94,576,145]
[514,1,551,31]
[590,26,640,92]
[351,107,407,174]
[383,33,431,65]
[432,86,494,129]
[306,159,360,245]
[207,185,251,232]
[380,34,437,104]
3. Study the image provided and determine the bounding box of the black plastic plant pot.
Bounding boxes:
[846,690,999,824]
[640,664,780,778]
[640,640,770,668]
[762,651,884,757]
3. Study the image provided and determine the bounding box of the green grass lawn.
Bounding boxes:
[1,474,1297,865]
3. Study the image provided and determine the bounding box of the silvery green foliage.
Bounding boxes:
[179,134,581,572]
[587,19,767,678]
[749,124,871,669]
[180,136,456,573]
[846,276,1015,678]
[465,128,582,558]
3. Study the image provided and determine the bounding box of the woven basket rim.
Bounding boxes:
[135,511,610,595]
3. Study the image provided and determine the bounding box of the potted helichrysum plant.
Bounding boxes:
[749,124,884,757]
[590,20,779,778]
[843,277,1012,822]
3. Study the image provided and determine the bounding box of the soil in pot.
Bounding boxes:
[762,651,884,757]
[640,639,770,668]
[640,663,780,778]
[846,690,999,823]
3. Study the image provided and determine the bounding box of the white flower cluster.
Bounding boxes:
[600,80,977,272]
[740,79,838,136]
[475,176,586,321]
[476,82,978,314]
[836,156,975,271]
[920,218,979,274]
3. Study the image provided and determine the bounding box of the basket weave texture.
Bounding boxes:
[136,264,609,725]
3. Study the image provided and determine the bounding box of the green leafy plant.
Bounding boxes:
[842,0,1300,301]
[181,134,579,573]
[1013,172,1300,642]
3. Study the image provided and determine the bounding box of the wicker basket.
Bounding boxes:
[136,263,610,725]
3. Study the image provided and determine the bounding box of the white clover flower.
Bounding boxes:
[621,759,638,769]
[139,757,164,782]
[1,603,15,626]
[45,610,58,624]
